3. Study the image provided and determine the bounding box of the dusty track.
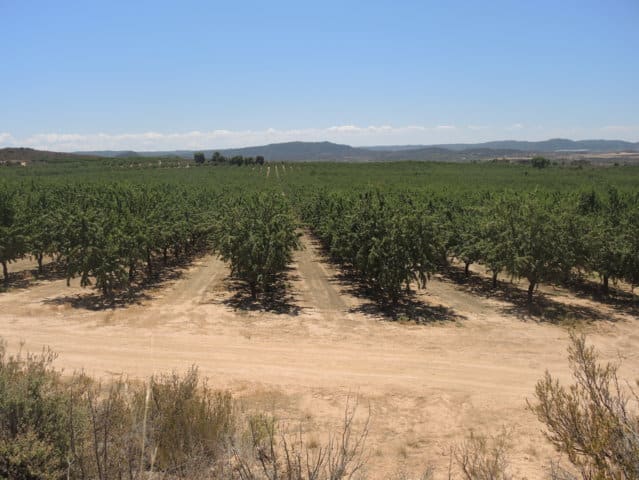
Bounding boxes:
[1,239,638,479]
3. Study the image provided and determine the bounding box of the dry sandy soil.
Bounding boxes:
[1,235,638,479]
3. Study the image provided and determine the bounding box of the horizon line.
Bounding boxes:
[2,136,639,155]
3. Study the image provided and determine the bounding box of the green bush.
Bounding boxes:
[0,430,62,480]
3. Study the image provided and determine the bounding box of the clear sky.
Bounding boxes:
[1,0,638,151]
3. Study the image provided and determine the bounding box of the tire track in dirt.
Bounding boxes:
[154,254,227,307]
[132,254,230,333]
[4,233,639,478]
[291,233,349,318]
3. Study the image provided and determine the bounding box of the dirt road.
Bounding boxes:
[1,238,637,479]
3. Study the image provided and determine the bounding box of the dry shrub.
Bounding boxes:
[528,333,639,480]
[0,340,238,480]
[232,396,370,480]
[453,429,512,480]
[0,342,70,479]
[144,367,237,476]
[0,339,372,480]
[72,367,238,480]
[388,466,434,480]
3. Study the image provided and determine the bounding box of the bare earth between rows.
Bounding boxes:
[1,234,637,479]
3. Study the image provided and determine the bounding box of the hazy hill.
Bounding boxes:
[75,142,530,162]
[368,138,639,153]
[81,142,373,162]
[3,138,638,166]
[214,141,372,161]
[76,138,639,162]
[0,147,100,164]
[377,147,527,162]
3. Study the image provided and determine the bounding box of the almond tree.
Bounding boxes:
[64,209,129,297]
[0,188,26,287]
[302,190,441,307]
[498,191,569,303]
[581,188,629,294]
[623,201,639,290]
[448,201,484,276]
[214,193,300,299]
[24,187,62,274]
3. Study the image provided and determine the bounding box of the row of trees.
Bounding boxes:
[298,187,639,305]
[194,152,265,166]
[1,182,301,301]
[2,179,637,304]
[301,190,442,305]
[0,184,216,295]
[212,193,300,299]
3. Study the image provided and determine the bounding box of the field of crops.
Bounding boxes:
[1,159,639,479]
[2,160,638,303]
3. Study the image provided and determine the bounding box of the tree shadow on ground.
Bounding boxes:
[349,298,464,324]
[41,255,195,311]
[304,232,464,324]
[44,290,153,311]
[333,270,464,324]
[440,265,614,324]
[220,268,303,316]
[30,261,69,282]
[0,271,32,291]
[0,260,69,292]
[564,277,639,317]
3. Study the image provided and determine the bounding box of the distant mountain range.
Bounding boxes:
[426,139,639,153]
[0,147,100,164]
[1,138,638,166]
[77,138,639,162]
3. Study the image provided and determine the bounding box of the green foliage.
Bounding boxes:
[22,188,61,273]
[214,193,300,299]
[624,202,639,287]
[531,156,550,169]
[1,159,638,302]
[580,188,635,292]
[447,201,485,275]
[301,190,441,306]
[494,192,572,302]
[0,182,219,297]
[0,188,27,286]
[0,430,62,480]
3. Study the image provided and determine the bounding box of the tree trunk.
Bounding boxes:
[146,249,153,277]
[492,271,498,289]
[527,281,536,304]
[163,247,168,264]
[602,275,609,295]
[464,262,470,277]
[250,283,257,300]
[391,294,400,310]
[37,253,44,274]
[1,261,8,287]
[128,262,136,283]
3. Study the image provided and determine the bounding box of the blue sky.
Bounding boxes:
[1,0,638,150]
